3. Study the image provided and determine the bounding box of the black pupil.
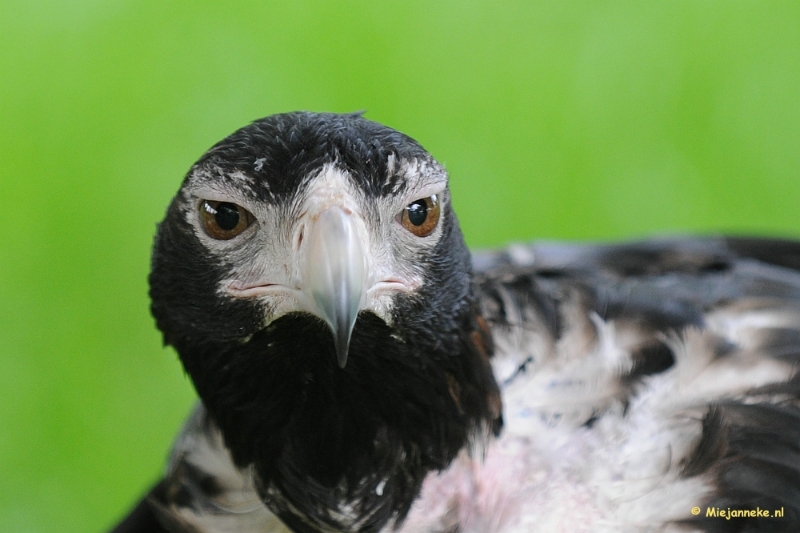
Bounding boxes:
[215,202,240,231]
[407,200,428,226]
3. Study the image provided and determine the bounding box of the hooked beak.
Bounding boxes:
[303,207,368,368]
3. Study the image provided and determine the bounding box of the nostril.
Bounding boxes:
[297,227,305,249]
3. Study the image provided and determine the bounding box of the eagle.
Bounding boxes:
[112,112,800,533]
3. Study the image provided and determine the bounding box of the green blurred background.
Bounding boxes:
[1,1,798,531]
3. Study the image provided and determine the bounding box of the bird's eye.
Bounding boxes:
[399,195,440,237]
[199,200,255,240]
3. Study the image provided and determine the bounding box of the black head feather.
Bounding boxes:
[149,112,501,532]
[195,111,428,202]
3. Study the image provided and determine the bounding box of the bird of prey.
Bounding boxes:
[112,112,800,533]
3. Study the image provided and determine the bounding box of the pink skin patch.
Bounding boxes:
[399,436,605,533]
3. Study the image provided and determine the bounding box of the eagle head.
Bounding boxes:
[149,112,501,532]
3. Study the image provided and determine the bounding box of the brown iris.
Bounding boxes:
[400,195,440,237]
[200,200,255,240]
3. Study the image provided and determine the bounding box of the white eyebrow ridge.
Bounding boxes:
[184,166,265,205]
[396,157,448,198]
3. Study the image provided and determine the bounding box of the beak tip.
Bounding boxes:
[335,340,349,369]
[327,315,355,368]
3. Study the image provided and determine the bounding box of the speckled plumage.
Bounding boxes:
[113,113,800,533]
